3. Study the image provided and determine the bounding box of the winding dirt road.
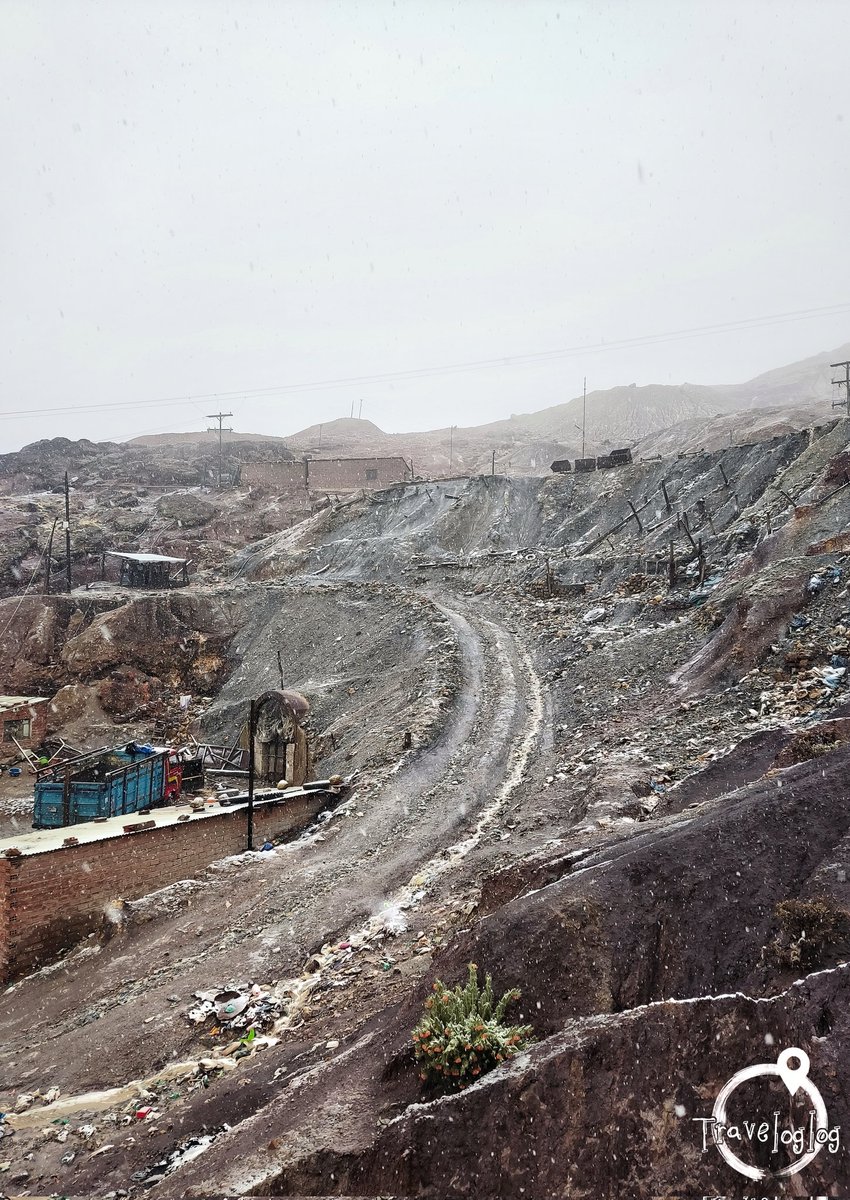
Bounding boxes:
[0,586,547,1196]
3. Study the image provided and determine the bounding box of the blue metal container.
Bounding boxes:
[33,746,170,829]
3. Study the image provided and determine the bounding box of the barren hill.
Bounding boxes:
[129,429,292,448]
[256,342,850,473]
[2,414,850,1196]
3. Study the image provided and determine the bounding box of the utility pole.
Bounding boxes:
[358,398,364,419]
[449,425,457,474]
[491,449,496,476]
[581,376,587,459]
[44,515,58,596]
[831,360,850,415]
[206,411,233,489]
[64,472,72,593]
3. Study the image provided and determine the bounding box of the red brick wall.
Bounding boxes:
[0,793,324,982]
[1,701,48,751]
[0,857,11,981]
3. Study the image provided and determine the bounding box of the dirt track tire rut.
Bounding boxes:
[0,591,545,1083]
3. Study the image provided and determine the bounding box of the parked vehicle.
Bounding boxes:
[33,742,183,829]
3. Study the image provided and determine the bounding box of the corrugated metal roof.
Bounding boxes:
[0,695,49,713]
[105,551,187,564]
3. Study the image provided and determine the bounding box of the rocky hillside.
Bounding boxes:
[1,413,849,1197]
[279,340,849,472]
[0,435,295,494]
[2,342,846,493]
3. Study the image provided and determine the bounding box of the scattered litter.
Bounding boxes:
[188,983,285,1033]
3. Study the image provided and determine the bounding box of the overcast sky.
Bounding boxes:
[2,0,850,450]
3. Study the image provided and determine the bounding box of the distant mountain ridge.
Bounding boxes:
[124,339,850,475]
[279,341,849,471]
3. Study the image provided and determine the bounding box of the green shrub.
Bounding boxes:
[412,963,534,1093]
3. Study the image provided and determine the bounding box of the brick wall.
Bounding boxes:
[240,462,308,490]
[1,700,48,752]
[0,856,11,982]
[308,457,410,492]
[0,793,324,982]
[240,457,410,494]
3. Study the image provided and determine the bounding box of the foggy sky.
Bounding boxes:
[2,0,850,452]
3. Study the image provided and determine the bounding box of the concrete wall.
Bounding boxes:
[0,792,324,982]
[241,457,410,494]
[308,457,410,492]
[240,462,308,490]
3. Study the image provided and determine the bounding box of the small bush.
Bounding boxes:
[765,895,850,971]
[412,963,534,1093]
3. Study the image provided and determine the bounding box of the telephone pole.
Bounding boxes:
[831,361,850,415]
[64,472,72,593]
[581,376,587,459]
[206,411,233,489]
[44,515,58,596]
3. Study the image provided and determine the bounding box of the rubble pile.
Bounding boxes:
[187,983,285,1036]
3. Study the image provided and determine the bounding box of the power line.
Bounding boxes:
[2,299,849,423]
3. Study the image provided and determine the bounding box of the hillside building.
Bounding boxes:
[240,455,413,495]
[0,696,48,752]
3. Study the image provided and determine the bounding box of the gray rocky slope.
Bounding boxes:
[0,416,849,1196]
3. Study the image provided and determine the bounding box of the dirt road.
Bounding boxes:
[0,587,548,1195]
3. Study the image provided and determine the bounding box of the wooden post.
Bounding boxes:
[680,512,698,551]
[627,501,643,532]
[661,479,672,513]
[719,463,729,487]
[773,486,797,511]
[44,516,57,596]
[668,541,676,589]
[63,764,71,827]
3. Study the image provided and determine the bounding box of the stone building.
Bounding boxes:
[240,456,412,495]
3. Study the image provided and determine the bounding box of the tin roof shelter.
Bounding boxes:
[105,551,189,589]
